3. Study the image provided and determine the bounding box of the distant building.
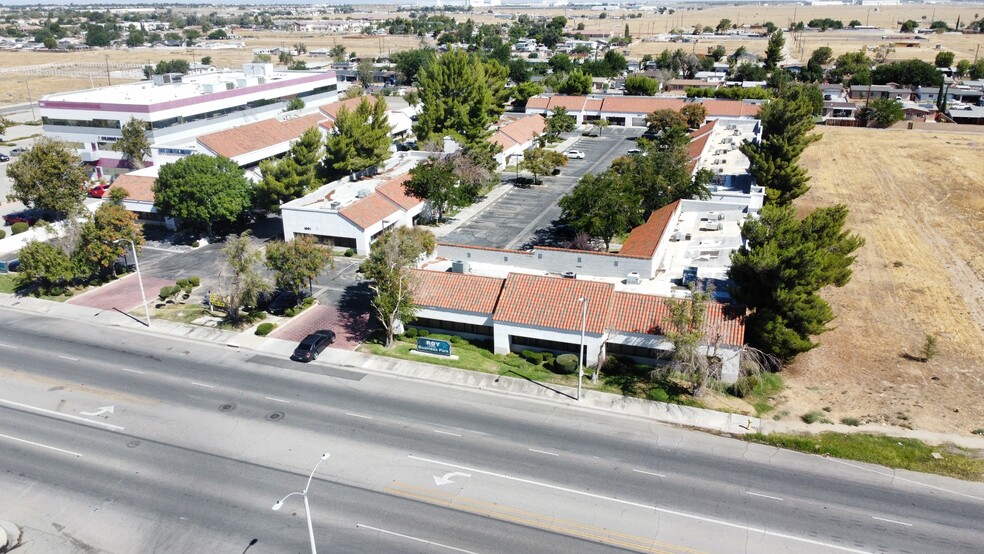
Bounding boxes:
[39,64,338,180]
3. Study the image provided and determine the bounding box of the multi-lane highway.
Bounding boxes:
[1,308,982,553]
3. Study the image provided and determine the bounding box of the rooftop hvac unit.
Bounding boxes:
[236,78,248,88]
[201,83,216,94]
[626,272,640,285]
[451,260,470,274]
[356,189,372,198]
[702,220,723,231]
[682,266,699,287]
[328,201,341,210]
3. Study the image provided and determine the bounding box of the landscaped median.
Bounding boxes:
[745,432,984,481]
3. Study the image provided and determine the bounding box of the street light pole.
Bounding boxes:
[273,453,330,554]
[115,239,150,327]
[577,296,587,401]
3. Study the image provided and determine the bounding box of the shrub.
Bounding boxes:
[255,322,276,336]
[188,276,201,287]
[648,387,670,403]
[158,285,176,300]
[344,248,355,257]
[921,334,938,361]
[973,429,984,436]
[48,286,66,296]
[840,417,861,426]
[11,222,29,235]
[176,278,189,288]
[191,241,200,248]
[449,335,463,345]
[541,352,555,366]
[404,327,418,338]
[0,230,5,239]
[801,410,824,424]
[302,297,315,307]
[503,355,526,368]
[553,353,579,374]
[418,329,430,337]
[521,349,536,362]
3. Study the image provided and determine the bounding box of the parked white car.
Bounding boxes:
[566,150,585,159]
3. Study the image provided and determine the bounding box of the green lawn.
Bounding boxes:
[746,432,984,481]
[0,274,18,294]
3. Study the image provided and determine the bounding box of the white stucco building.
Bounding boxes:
[39,63,339,180]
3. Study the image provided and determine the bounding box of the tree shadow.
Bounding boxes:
[336,281,377,344]
[899,352,927,363]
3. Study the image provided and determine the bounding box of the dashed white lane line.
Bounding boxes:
[118,367,144,374]
[0,432,82,457]
[0,343,18,349]
[746,491,784,501]
[346,412,373,420]
[190,382,214,389]
[58,355,79,361]
[632,469,666,478]
[872,516,912,527]
[265,396,290,404]
[528,448,559,456]
[433,430,462,437]
[356,524,479,554]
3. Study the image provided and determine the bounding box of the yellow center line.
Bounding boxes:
[386,482,705,554]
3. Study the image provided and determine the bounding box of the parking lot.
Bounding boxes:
[441,126,644,250]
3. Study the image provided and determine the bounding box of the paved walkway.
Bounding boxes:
[1,292,982,448]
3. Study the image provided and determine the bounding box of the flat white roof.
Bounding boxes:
[41,69,331,106]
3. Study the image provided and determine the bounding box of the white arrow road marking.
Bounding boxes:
[0,398,123,431]
[80,405,115,416]
[433,471,472,486]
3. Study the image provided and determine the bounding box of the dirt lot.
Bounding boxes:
[775,126,984,434]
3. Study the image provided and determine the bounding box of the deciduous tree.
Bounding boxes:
[6,137,88,216]
[680,103,707,128]
[557,69,592,95]
[520,148,567,184]
[624,75,659,96]
[360,227,436,347]
[74,203,144,278]
[558,171,641,251]
[265,234,334,303]
[154,154,253,236]
[221,231,271,323]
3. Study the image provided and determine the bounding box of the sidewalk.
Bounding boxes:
[2,292,982,448]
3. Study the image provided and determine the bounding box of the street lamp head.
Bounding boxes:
[272,500,284,511]
[320,453,330,461]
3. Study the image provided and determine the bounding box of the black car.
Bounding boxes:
[291,330,336,362]
[266,290,299,315]
[0,153,9,162]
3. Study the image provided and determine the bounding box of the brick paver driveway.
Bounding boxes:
[270,304,370,350]
[67,273,173,313]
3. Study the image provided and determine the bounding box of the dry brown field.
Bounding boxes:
[778,126,984,434]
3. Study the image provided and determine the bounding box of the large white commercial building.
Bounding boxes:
[39,63,339,180]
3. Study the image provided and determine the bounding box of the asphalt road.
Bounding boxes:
[1,309,982,553]
[443,128,643,250]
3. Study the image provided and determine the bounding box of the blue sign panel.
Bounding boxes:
[417,337,451,356]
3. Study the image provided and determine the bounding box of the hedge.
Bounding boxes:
[553,353,579,374]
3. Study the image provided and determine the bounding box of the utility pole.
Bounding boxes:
[105,54,112,86]
[25,79,36,120]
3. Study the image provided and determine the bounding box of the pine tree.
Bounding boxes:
[729,204,864,360]
[740,94,821,205]
[323,96,392,177]
[414,49,507,147]
[764,29,785,71]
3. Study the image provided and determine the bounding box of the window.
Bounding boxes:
[412,317,493,337]
[512,335,578,353]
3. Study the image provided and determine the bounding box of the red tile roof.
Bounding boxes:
[686,132,712,162]
[376,174,420,211]
[700,99,761,118]
[320,95,377,120]
[111,174,157,203]
[609,292,746,347]
[489,114,546,149]
[338,192,400,230]
[525,96,551,110]
[545,95,592,111]
[600,97,685,114]
[690,119,717,139]
[197,113,323,159]
[493,273,615,334]
[409,269,505,314]
[619,201,680,259]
